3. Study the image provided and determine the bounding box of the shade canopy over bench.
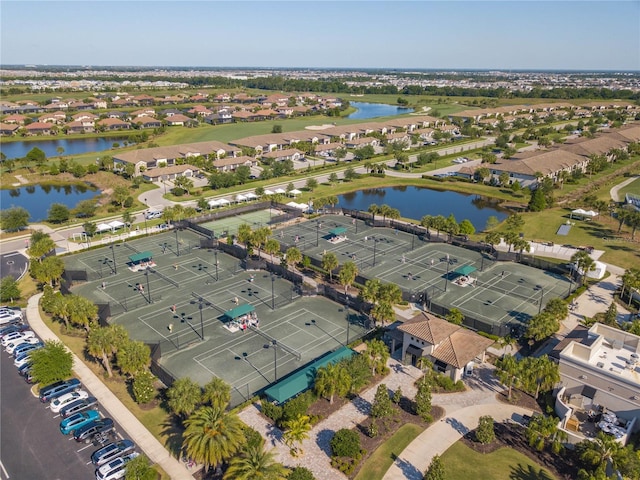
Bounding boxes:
[224,303,255,320]
[128,251,154,264]
[329,227,347,236]
[454,265,477,276]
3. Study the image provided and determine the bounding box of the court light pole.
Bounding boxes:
[110,245,117,274]
[345,298,350,346]
[372,237,378,267]
[316,220,320,247]
[444,253,450,292]
[271,340,278,381]
[538,286,544,314]
[214,250,219,281]
[271,274,276,310]
[175,226,180,257]
[144,269,151,303]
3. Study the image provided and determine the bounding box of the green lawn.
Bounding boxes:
[354,424,424,480]
[439,441,557,480]
[619,177,640,198]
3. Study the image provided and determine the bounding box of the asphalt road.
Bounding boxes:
[0,345,123,480]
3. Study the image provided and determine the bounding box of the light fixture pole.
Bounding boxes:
[198,298,204,340]
[110,245,117,274]
[538,286,544,314]
[345,298,350,346]
[373,237,378,267]
[144,269,151,303]
[316,220,320,247]
[271,340,278,381]
[271,274,276,310]
[175,226,180,257]
[214,250,219,281]
[444,254,450,292]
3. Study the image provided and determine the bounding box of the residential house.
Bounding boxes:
[71,112,98,123]
[65,120,95,134]
[345,136,379,149]
[165,114,197,127]
[261,148,304,163]
[0,123,20,136]
[97,118,131,131]
[132,117,162,129]
[211,155,257,173]
[553,323,640,445]
[39,112,67,124]
[24,122,53,135]
[395,312,493,381]
[141,164,200,182]
[2,114,28,125]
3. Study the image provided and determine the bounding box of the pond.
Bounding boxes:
[347,102,414,119]
[0,184,100,222]
[0,137,127,160]
[337,186,509,230]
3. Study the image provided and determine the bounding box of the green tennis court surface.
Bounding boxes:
[199,209,274,238]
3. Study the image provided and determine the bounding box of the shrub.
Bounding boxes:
[282,390,315,423]
[475,415,496,444]
[171,187,186,196]
[330,428,361,458]
[288,466,315,480]
[132,371,156,404]
[261,401,283,424]
[123,196,134,208]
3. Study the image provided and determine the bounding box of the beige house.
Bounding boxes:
[141,164,200,182]
[397,312,493,381]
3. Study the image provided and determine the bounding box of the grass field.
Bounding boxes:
[354,424,424,480]
[618,177,640,198]
[439,441,557,480]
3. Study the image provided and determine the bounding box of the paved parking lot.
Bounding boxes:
[0,341,125,480]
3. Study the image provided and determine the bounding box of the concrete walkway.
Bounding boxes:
[382,403,534,480]
[609,175,638,202]
[25,293,194,480]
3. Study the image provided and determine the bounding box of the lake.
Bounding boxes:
[338,186,508,230]
[0,184,100,222]
[0,137,127,160]
[347,102,414,119]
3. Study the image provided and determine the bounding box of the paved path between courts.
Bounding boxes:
[26,293,194,480]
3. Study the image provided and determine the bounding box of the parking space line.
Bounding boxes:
[0,459,9,478]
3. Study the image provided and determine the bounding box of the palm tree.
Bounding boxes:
[578,432,626,476]
[314,362,351,404]
[621,268,640,307]
[182,405,245,470]
[420,215,434,235]
[284,246,302,272]
[495,354,520,400]
[202,377,231,409]
[368,204,380,224]
[223,442,290,480]
[571,250,595,286]
[167,377,202,419]
[360,278,381,305]
[365,339,389,376]
[338,261,358,294]
[371,302,395,327]
[321,251,339,282]
[87,324,128,378]
[484,231,502,253]
[521,356,559,399]
[264,238,280,263]
[116,340,150,377]
[282,415,312,457]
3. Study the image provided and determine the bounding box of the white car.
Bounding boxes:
[1,331,35,347]
[0,311,22,325]
[14,353,33,369]
[6,337,38,355]
[50,390,90,413]
[96,452,139,480]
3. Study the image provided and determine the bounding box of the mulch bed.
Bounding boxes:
[495,388,543,413]
[461,422,580,480]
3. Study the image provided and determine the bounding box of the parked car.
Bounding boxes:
[6,337,39,355]
[1,330,34,347]
[50,390,89,413]
[91,439,135,466]
[145,210,162,220]
[0,323,28,338]
[60,396,99,418]
[39,378,82,403]
[60,409,101,435]
[17,362,32,376]
[74,418,114,443]
[12,340,43,358]
[0,310,22,325]
[14,351,37,368]
[95,452,139,480]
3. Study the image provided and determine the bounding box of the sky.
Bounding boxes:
[1,1,639,71]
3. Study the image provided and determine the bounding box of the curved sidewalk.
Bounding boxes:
[382,403,534,480]
[26,293,194,480]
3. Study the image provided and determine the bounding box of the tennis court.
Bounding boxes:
[199,209,275,238]
[64,228,370,407]
[274,215,572,334]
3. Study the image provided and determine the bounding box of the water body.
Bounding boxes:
[0,137,127,160]
[347,102,414,119]
[0,184,99,221]
[338,186,508,230]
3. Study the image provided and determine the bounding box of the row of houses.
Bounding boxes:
[457,124,640,188]
[111,115,450,178]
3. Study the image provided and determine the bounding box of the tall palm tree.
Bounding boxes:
[338,261,358,294]
[621,268,640,307]
[571,251,595,286]
[202,377,231,409]
[368,204,380,224]
[284,246,302,272]
[314,362,351,404]
[282,415,312,457]
[365,339,389,376]
[495,354,520,400]
[578,432,626,476]
[87,324,128,378]
[264,238,280,263]
[182,405,245,470]
[167,377,202,419]
[223,442,290,480]
[321,251,339,282]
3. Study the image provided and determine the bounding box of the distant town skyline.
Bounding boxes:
[1,1,639,71]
